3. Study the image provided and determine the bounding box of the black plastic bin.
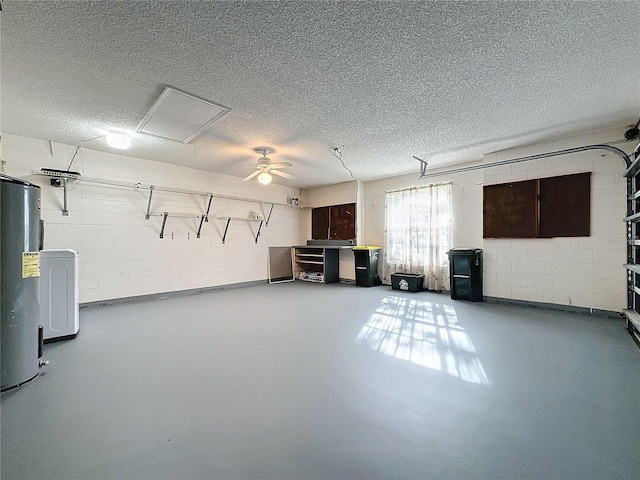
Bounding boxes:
[353,246,380,287]
[448,248,483,301]
[391,273,424,292]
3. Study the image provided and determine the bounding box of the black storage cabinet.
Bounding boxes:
[353,247,379,287]
[448,248,483,301]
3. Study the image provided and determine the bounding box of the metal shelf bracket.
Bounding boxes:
[62,177,69,216]
[254,219,265,243]
[196,195,213,238]
[265,203,275,226]
[159,212,168,239]
[145,186,155,219]
[218,216,264,244]
[221,217,232,244]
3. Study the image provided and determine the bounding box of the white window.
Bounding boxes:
[384,183,452,290]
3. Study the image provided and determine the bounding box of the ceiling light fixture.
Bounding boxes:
[257,170,272,185]
[105,131,132,149]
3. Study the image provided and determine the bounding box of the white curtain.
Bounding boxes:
[383,183,452,291]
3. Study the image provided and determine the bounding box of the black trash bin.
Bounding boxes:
[353,246,380,287]
[448,248,483,301]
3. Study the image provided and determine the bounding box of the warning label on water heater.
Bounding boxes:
[22,252,40,278]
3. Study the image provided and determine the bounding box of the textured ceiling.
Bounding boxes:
[1,1,638,189]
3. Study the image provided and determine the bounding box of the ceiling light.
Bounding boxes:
[257,171,272,185]
[105,131,131,149]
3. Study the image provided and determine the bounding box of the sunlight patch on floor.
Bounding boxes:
[355,295,489,385]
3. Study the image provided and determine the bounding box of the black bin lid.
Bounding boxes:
[447,248,482,255]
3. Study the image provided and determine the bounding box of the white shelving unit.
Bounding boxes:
[623,141,640,346]
[32,170,300,242]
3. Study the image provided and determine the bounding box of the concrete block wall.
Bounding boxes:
[363,126,633,312]
[481,128,631,312]
[4,125,631,311]
[304,181,357,208]
[2,134,306,303]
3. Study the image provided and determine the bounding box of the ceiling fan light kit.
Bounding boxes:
[257,171,273,185]
[242,146,294,184]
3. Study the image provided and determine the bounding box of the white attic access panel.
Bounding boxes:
[136,87,230,143]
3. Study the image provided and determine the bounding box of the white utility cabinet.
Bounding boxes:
[40,249,79,342]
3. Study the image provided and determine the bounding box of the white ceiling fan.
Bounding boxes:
[242,147,294,185]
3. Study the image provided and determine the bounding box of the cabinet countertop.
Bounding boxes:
[293,245,354,249]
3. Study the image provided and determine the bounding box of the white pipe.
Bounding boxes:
[356,180,364,245]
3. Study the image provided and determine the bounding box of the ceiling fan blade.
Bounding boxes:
[269,162,293,169]
[242,170,261,182]
[270,169,294,179]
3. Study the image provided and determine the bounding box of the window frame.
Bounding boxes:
[385,183,452,266]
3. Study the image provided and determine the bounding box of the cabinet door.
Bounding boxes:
[312,207,330,240]
[483,180,537,238]
[330,203,356,240]
[539,172,590,237]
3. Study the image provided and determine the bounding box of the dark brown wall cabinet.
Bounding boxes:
[311,203,356,240]
[483,180,538,238]
[311,207,330,240]
[483,172,591,238]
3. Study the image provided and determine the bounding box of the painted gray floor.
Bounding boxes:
[2,282,639,480]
